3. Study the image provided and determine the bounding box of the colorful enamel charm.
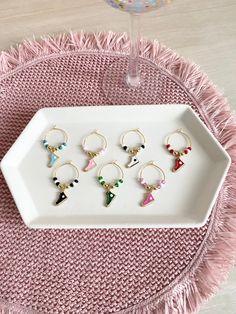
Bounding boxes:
[97,161,124,207]
[142,192,155,207]
[52,161,79,206]
[49,152,59,168]
[84,157,97,172]
[138,161,166,207]
[127,155,140,168]
[120,129,146,168]
[82,130,107,172]
[55,191,68,205]
[165,129,192,173]
[106,191,116,207]
[173,157,185,172]
[42,126,68,168]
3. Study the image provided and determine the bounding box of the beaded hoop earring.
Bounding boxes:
[120,128,146,168]
[97,161,124,207]
[52,161,79,206]
[165,129,192,172]
[138,161,166,207]
[82,130,107,172]
[42,126,68,168]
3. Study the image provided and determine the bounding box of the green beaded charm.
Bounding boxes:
[97,161,124,207]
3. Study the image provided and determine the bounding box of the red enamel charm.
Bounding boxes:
[173,157,185,172]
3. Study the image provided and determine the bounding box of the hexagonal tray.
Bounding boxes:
[1,105,231,228]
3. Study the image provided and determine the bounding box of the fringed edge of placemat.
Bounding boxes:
[0,31,236,314]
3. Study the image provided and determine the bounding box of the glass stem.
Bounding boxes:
[126,13,141,88]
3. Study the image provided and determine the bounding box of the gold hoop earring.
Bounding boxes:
[42,125,68,168]
[138,161,166,207]
[52,161,79,206]
[97,161,124,207]
[120,128,146,168]
[165,129,192,172]
[82,130,107,172]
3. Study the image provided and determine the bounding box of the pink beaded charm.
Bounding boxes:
[139,161,166,207]
[82,130,107,172]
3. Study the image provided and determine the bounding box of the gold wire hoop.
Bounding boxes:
[82,130,107,152]
[98,160,124,180]
[139,161,165,182]
[53,161,80,181]
[44,125,68,144]
[120,128,146,147]
[166,129,192,148]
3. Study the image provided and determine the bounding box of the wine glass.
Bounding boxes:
[103,0,172,104]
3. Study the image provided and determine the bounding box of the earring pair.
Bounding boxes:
[96,160,166,208]
[82,128,147,172]
[121,128,192,173]
[42,127,107,170]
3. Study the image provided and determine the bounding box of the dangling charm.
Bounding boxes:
[97,161,124,207]
[42,126,68,168]
[120,128,146,168]
[138,161,166,207]
[173,157,184,172]
[82,130,107,172]
[52,161,79,206]
[165,129,192,172]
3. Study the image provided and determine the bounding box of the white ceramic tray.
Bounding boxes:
[1,105,231,229]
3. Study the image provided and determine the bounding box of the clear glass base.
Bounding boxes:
[102,57,163,104]
[126,72,141,88]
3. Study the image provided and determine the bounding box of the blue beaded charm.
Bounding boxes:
[42,126,68,167]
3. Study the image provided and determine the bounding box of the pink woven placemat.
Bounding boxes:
[0,32,236,314]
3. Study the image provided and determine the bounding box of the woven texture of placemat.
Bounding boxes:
[0,32,235,314]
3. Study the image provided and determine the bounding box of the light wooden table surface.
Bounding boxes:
[0,0,235,313]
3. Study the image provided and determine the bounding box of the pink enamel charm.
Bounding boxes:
[84,159,97,172]
[141,193,155,207]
